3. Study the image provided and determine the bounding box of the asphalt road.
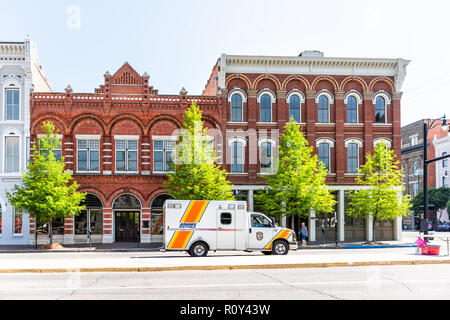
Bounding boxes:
[1,264,449,300]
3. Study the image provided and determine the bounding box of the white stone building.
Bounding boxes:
[433,132,450,222]
[0,37,52,245]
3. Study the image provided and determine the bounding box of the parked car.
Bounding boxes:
[436,222,450,232]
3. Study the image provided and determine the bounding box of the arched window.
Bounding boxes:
[375,96,386,123]
[347,143,359,173]
[151,194,173,235]
[231,141,243,173]
[113,194,141,209]
[5,88,20,121]
[318,95,329,123]
[346,96,358,123]
[76,194,103,235]
[260,94,272,122]
[318,143,330,172]
[259,140,275,174]
[231,93,243,122]
[442,151,448,168]
[289,95,301,122]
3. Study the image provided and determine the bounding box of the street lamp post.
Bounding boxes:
[422,115,450,236]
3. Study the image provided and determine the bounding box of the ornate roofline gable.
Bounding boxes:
[95,62,159,95]
[111,62,143,85]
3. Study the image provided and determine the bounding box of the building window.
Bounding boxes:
[443,176,448,187]
[442,152,448,168]
[75,194,103,235]
[318,95,329,123]
[260,94,272,122]
[154,140,175,172]
[346,96,358,123]
[5,136,20,173]
[318,142,330,172]
[289,95,301,122]
[13,207,23,235]
[39,136,62,161]
[116,140,138,172]
[5,88,20,121]
[347,143,359,173]
[77,140,100,172]
[411,182,419,197]
[410,135,418,146]
[231,93,243,122]
[231,141,244,173]
[412,159,420,175]
[260,141,274,174]
[375,96,386,123]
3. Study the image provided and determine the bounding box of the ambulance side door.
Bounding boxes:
[248,214,275,250]
[216,210,236,250]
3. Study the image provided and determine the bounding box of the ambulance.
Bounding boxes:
[162,200,298,257]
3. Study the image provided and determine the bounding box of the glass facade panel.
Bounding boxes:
[318,95,329,123]
[289,95,300,122]
[260,94,271,122]
[346,96,358,123]
[231,141,243,173]
[6,89,19,120]
[318,143,330,171]
[375,96,386,123]
[231,94,243,122]
[5,136,19,173]
[347,143,359,173]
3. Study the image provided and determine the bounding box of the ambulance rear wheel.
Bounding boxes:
[189,242,209,257]
[272,240,289,255]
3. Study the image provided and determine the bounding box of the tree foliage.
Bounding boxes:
[164,101,234,200]
[255,120,336,220]
[6,121,86,244]
[347,142,411,240]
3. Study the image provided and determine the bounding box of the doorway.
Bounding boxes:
[115,211,139,242]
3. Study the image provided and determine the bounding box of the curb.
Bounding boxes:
[1,259,449,273]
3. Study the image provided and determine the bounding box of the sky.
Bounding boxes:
[1,0,449,126]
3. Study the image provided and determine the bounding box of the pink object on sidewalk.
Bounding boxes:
[415,237,427,247]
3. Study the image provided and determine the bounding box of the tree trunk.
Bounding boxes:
[48,216,53,245]
[372,215,377,243]
[35,220,38,249]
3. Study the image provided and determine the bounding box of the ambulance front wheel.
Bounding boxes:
[272,239,289,255]
[188,241,209,257]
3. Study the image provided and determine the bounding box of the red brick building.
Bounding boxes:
[30,51,410,244]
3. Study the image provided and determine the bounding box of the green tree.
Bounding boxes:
[347,142,411,242]
[164,101,234,200]
[412,187,450,222]
[7,121,86,247]
[256,119,336,225]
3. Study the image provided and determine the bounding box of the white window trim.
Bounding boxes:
[316,138,334,174]
[152,139,176,174]
[258,137,277,175]
[373,138,392,148]
[228,89,246,123]
[345,140,361,174]
[3,128,22,175]
[373,91,391,125]
[286,90,304,123]
[3,82,22,122]
[228,137,246,174]
[257,89,275,123]
[76,138,101,173]
[315,90,333,124]
[344,90,362,124]
[114,138,139,173]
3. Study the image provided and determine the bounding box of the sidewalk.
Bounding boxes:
[0,232,448,273]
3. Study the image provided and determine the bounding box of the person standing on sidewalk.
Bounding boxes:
[299,222,308,247]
